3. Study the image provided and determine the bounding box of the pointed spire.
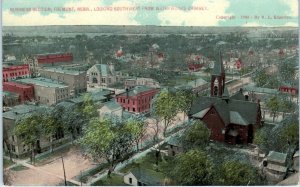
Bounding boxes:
[212,51,225,76]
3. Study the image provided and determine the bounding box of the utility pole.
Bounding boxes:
[61,156,67,186]
[80,171,82,186]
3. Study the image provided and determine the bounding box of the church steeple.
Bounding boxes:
[211,51,226,97]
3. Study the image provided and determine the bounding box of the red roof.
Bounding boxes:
[3,81,33,89]
[36,53,73,63]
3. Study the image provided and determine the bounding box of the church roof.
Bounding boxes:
[189,96,259,126]
[212,51,225,76]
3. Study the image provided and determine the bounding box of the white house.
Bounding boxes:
[123,167,163,186]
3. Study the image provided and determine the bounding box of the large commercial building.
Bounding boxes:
[116,86,159,113]
[124,77,160,89]
[23,53,73,75]
[3,82,35,103]
[39,67,87,96]
[16,77,70,106]
[3,64,31,82]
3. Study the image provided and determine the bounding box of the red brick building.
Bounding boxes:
[3,64,31,82]
[116,86,159,113]
[3,82,34,103]
[189,52,262,144]
[36,53,73,64]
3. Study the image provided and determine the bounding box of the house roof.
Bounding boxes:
[186,78,208,88]
[230,91,246,101]
[189,96,259,126]
[212,51,225,76]
[267,163,287,173]
[129,167,163,185]
[118,86,156,97]
[102,100,122,111]
[243,84,278,94]
[167,130,185,147]
[267,151,287,164]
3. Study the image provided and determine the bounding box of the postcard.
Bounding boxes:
[2,0,299,186]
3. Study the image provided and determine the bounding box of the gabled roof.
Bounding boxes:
[189,96,259,126]
[212,51,225,76]
[167,130,185,147]
[94,64,114,76]
[129,167,163,185]
[3,104,49,120]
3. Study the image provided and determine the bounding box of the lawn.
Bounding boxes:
[3,158,14,168]
[76,162,110,183]
[10,164,29,171]
[91,174,127,186]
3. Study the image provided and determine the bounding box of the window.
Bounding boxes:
[129,178,132,184]
[133,108,135,112]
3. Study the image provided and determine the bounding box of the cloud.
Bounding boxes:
[3,0,140,26]
[281,0,298,17]
[157,0,231,26]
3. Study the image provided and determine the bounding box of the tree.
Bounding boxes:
[176,88,196,120]
[63,107,85,143]
[79,118,135,178]
[125,117,147,151]
[169,149,214,185]
[252,69,268,87]
[266,96,281,122]
[152,90,179,137]
[14,113,43,164]
[82,93,97,120]
[215,160,262,185]
[182,121,210,150]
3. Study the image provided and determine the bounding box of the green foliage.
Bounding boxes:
[125,117,147,150]
[176,88,196,118]
[252,69,268,87]
[15,113,43,147]
[266,96,281,121]
[169,150,214,185]
[82,93,97,119]
[79,117,136,168]
[215,160,261,185]
[182,121,210,150]
[152,90,179,136]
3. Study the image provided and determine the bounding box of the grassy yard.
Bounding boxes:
[10,164,29,171]
[33,144,72,166]
[91,174,127,186]
[76,162,110,183]
[3,158,14,168]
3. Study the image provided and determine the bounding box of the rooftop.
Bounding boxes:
[41,67,86,75]
[129,167,163,185]
[3,104,49,120]
[118,86,157,97]
[267,151,287,164]
[3,91,19,98]
[16,77,68,89]
[3,81,33,89]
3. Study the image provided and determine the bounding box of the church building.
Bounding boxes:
[188,52,262,144]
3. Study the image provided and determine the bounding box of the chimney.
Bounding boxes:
[126,88,129,97]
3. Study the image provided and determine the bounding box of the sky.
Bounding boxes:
[2,0,298,26]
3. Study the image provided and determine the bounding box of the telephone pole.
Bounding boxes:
[61,156,67,186]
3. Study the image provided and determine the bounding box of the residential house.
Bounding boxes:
[124,167,163,186]
[188,52,262,144]
[263,151,288,183]
[116,86,159,114]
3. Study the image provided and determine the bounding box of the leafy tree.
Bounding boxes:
[79,118,135,178]
[252,69,268,87]
[266,96,281,122]
[82,93,97,119]
[182,121,210,150]
[63,107,85,143]
[14,113,43,164]
[125,117,147,151]
[176,88,196,120]
[169,149,214,185]
[152,90,179,137]
[215,160,262,185]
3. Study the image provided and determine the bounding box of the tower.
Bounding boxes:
[211,51,225,97]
